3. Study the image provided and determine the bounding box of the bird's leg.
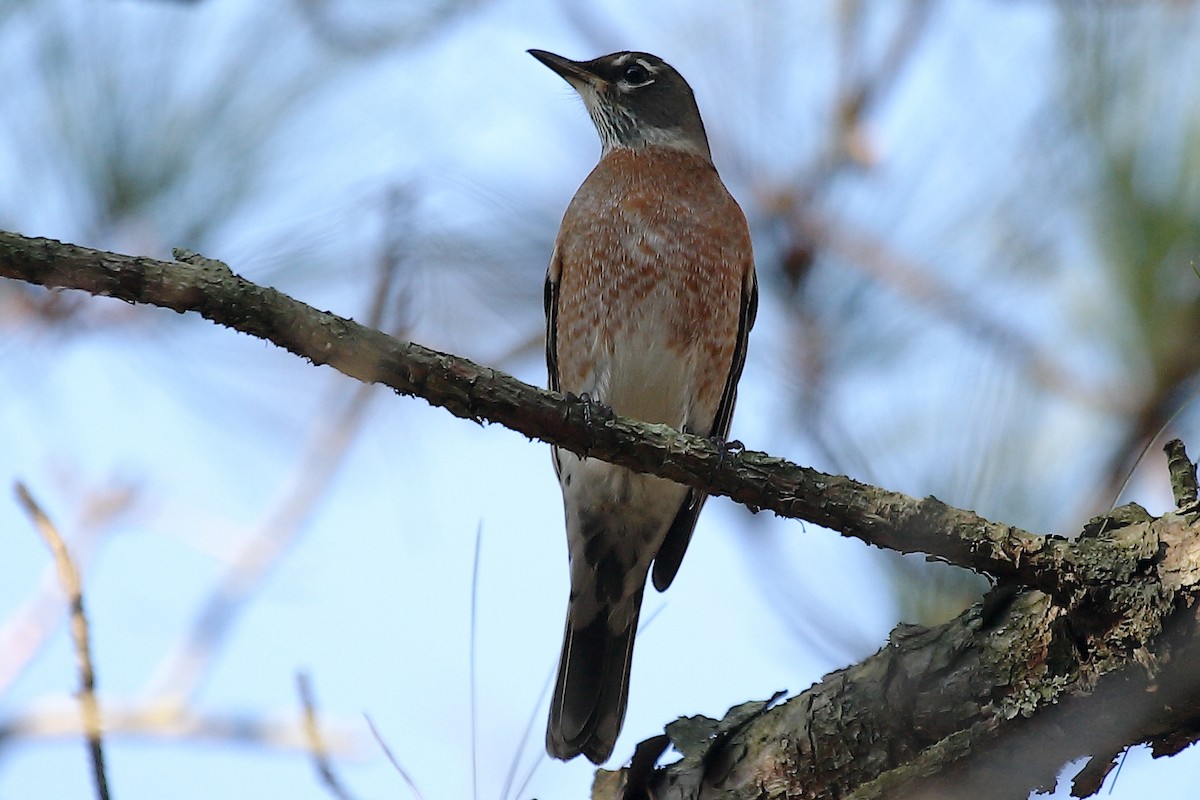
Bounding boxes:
[565,391,593,456]
[681,424,740,474]
[709,435,757,511]
[578,393,616,425]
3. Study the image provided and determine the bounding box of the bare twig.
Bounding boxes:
[0,482,136,695]
[298,673,357,800]
[850,0,935,123]
[0,700,356,753]
[14,483,110,800]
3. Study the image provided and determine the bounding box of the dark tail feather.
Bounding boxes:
[546,595,643,763]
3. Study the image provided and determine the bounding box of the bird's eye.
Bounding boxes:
[622,63,650,85]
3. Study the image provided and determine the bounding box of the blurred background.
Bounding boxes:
[1,0,1199,797]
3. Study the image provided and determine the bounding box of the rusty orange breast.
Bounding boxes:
[551,147,752,431]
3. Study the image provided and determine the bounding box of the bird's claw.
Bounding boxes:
[580,392,615,423]
[711,437,745,472]
[572,392,615,457]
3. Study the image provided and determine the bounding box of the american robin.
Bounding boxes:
[530,49,757,764]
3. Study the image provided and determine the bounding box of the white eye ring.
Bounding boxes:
[621,60,654,87]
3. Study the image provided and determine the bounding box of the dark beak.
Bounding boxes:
[528,49,604,91]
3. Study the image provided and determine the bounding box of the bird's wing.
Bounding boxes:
[709,266,759,448]
[545,245,565,483]
[545,245,562,394]
[651,264,758,592]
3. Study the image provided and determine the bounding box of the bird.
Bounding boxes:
[530,49,757,764]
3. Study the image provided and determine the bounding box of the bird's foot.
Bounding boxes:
[570,392,615,456]
[578,392,615,423]
[713,436,745,466]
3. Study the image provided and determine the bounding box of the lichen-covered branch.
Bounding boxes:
[0,230,1081,595]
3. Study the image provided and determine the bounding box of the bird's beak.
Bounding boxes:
[528,49,605,92]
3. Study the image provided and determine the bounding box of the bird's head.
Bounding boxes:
[529,49,711,161]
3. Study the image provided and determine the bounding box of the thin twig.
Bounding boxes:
[297,673,357,800]
[14,483,110,800]
[0,483,136,696]
[861,0,935,116]
[363,714,427,800]
[0,700,357,752]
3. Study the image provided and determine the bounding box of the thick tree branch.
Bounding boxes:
[602,485,1200,800]
[0,230,1090,597]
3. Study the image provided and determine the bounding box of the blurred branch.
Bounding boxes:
[808,211,1114,408]
[144,201,410,704]
[298,673,358,800]
[834,0,935,169]
[760,1,936,293]
[145,358,380,708]
[0,481,136,695]
[1055,7,1200,512]
[0,230,1083,593]
[13,483,110,800]
[0,700,358,755]
[294,0,490,54]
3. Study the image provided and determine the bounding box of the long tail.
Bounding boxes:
[545,592,644,763]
